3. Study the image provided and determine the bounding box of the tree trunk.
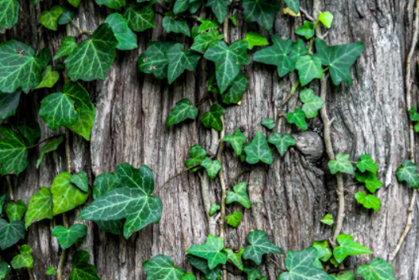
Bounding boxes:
[1,0,418,279]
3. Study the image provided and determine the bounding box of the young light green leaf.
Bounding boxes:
[95,0,125,9]
[287,108,307,131]
[409,107,419,132]
[226,211,242,227]
[312,240,332,264]
[226,182,251,208]
[201,157,222,180]
[242,32,269,50]
[187,234,227,270]
[225,248,244,270]
[268,133,295,156]
[206,0,230,23]
[241,0,280,30]
[36,136,64,168]
[284,0,299,14]
[0,0,19,32]
[35,66,60,89]
[355,171,382,193]
[319,11,333,28]
[181,273,195,280]
[261,118,275,129]
[0,126,29,175]
[167,44,201,84]
[39,6,64,31]
[65,23,117,81]
[197,18,220,33]
[314,38,364,86]
[223,129,247,156]
[201,104,226,131]
[355,191,380,211]
[330,271,356,280]
[46,266,55,275]
[6,200,26,221]
[320,214,333,226]
[356,154,378,173]
[296,55,323,86]
[244,268,262,280]
[0,218,25,250]
[185,144,207,171]
[295,20,314,39]
[163,16,191,37]
[52,224,88,249]
[0,262,11,279]
[357,258,395,280]
[54,36,78,60]
[70,171,89,192]
[244,131,273,164]
[143,255,186,280]
[229,15,237,26]
[123,3,155,32]
[11,244,33,269]
[243,230,282,265]
[221,72,249,104]
[25,187,53,229]
[396,160,419,188]
[67,0,81,7]
[328,153,354,175]
[105,13,138,51]
[333,234,372,263]
[0,90,20,119]
[57,7,74,25]
[191,29,223,53]
[209,202,220,216]
[138,41,176,79]
[69,251,100,280]
[300,88,324,118]
[204,41,249,93]
[166,99,198,126]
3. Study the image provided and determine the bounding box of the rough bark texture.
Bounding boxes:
[1,0,419,279]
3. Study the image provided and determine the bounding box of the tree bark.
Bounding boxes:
[1,0,418,279]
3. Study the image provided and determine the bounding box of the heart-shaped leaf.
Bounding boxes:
[319,11,333,28]
[287,108,307,131]
[39,6,64,30]
[295,21,314,39]
[52,224,88,249]
[25,187,53,229]
[54,36,78,60]
[11,244,33,269]
[201,104,226,131]
[356,154,378,173]
[226,211,242,227]
[396,160,419,188]
[241,0,280,30]
[209,202,220,216]
[355,171,382,193]
[261,118,275,129]
[333,234,372,263]
[224,248,244,270]
[143,255,186,280]
[201,157,222,180]
[243,230,282,265]
[185,144,207,171]
[296,55,323,86]
[223,129,247,156]
[0,0,19,32]
[0,218,25,250]
[6,200,26,221]
[35,66,60,89]
[70,171,89,192]
[123,3,155,32]
[166,99,198,126]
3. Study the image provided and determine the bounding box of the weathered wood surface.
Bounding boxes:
[1,0,419,279]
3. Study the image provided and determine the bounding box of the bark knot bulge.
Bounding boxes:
[292,131,325,162]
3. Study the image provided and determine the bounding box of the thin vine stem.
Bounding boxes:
[70,19,83,34]
[26,134,65,149]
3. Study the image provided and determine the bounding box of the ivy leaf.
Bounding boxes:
[268,133,295,156]
[138,42,176,79]
[209,202,220,216]
[201,157,222,180]
[95,0,126,9]
[35,66,59,89]
[6,200,26,221]
[51,172,89,216]
[314,38,364,86]
[173,0,189,14]
[357,258,395,280]
[229,15,237,26]
[105,13,138,51]
[244,268,262,280]
[409,107,419,132]
[319,11,333,28]
[355,191,380,211]
[313,240,332,264]
[124,3,155,32]
[243,230,282,265]
[244,131,273,165]
[201,104,226,131]
[191,29,223,53]
[0,126,28,175]
[167,44,201,84]
[241,0,280,30]
[189,0,202,14]
[0,194,6,215]
[25,187,53,229]
[39,6,64,30]
[39,95,77,131]
[186,254,221,280]
[54,36,78,60]
[163,16,191,37]
[355,171,382,193]
[0,90,20,119]
[69,251,100,280]
[261,118,275,129]
[396,160,419,188]
[226,182,251,208]
[221,72,249,105]
[143,255,186,280]
[295,20,314,39]
[243,32,269,50]
[67,0,81,8]
[185,144,207,171]
[57,7,74,25]
[356,154,378,173]
[296,55,323,86]
[287,108,307,130]
[226,211,242,227]
[330,272,356,280]
[66,23,117,81]
[0,262,11,279]
[11,244,33,269]
[197,18,220,33]
[46,266,55,275]
[320,214,333,226]
[52,224,88,249]
[300,88,324,118]
[223,129,247,156]
[0,0,19,32]
[204,41,249,93]
[181,273,196,280]
[16,123,40,147]
[328,154,354,175]
[0,218,25,250]
[284,0,299,14]
[333,234,372,263]
[206,0,230,23]
[70,171,89,192]
[79,164,162,238]
[224,248,244,270]
[187,234,227,270]
[36,136,64,168]
[0,40,49,93]
[166,99,198,126]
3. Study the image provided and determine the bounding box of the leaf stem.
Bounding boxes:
[26,134,65,149]
[70,20,83,34]
[229,168,252,187]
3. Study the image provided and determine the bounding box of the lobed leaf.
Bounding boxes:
[52,224,88,249]
[243,230,282,265]
[105,13,138,50]
[223,129,247,156]
[187,234,227,270]
[333,234,372,263]
[244,131,273,164]
[226,182,251,208]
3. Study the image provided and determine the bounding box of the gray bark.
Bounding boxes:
[1,0,418,279]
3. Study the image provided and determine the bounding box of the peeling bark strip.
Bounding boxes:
[1,0,418,279]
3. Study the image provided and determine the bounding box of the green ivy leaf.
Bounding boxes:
[166,99,198,126]
[52,224,88,249]
[51,172,89,216]
[105,13,138,51]
[209,202,220,216]
[181,273,196,280]
[355,191,380,211]
[186,254,221,280]
[167,43,201,84]
[67,0,81,7]
[357,258,395,280]
[138,42,176,79]
[221,72,248,105]
[0,218,25,250]
[319,11,333,28]
[124,3,155,32]
[243,230,282,265]
[39,6,64,30]
[331,271,356,280]
[35,66,59,89]
[0,0,19,32]
[356,154,378,173]
[320,214,333,226]
[0,40,49,93]
[409,106,419,132]
[70,171,89,192]
[201,157,222,180]
[284,0,299,14]
[163,16,191,37]
[11,244,33,269]
[244,268,262,280]
[187,234,227,270]
[287,108,307,130]
[244,131,273,165]
[46,266,55,275]
[226,182,251,208]
[296,55,323,86]
[204,41,249,93]
[396,160,419,188]
[69,251,100,280]
[143,255,185,280]
[185,144,207,171]
[225,248,244,270]
[295,20,314,39]
[54,36,78,60]
[314,38,364,86]
[355,171,382,193]
[36,136,64,168]
[328,153,354,175]
[333,234,372,263]
[313,240,332,264]
[25,187,53,229]
[201,104,226,131]
[0,194,6,215]
[0,126,29,175]
[0,262,11,279]
[65,23,117,81]
[57,7,74,25]
[173,0,189,14]
[17,122,40,146]
[223,129,247,156]
[261,118,275,129]
[226,211,242,227]
[6,200,26,221]
[229,15,237,26]
[300,88,324,118]
[0,90,20,119]
[242,32,269,50]
[95,0,125,9]
[241,0,279,30]
[268,133,295,156]
[189,0,202,14]
[206,0,230,23]
[197,18,219,33]
[191,29,223,53]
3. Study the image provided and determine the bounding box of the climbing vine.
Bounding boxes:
[0,0,417,279]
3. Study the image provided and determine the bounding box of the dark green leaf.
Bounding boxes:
[124,3,155,32]
[187,234,227,270]
[287,108,307,130]
[241,0,279,30]
[357,258,395,280]
[244,268,262,280]
[25,187,53,229]
[0,90,20,119]
[39,6,64,31]
[206,0,230,23]
[261,118,275,129]
[0,0,19,32]
[333,234,372,263]
[173,0,189,14]
[300,88,324,118]
[57,7,74,25]
[0,262,11,279]
[71,171,89,192]
[224,248,244,270]
[163,16,191,37]
[223,129,246,156]
[166,99,198,126]
[11,244,33,269]
[138,41,176,79]
[0,218,25,250]
[328,153,354,175]
[6,200,26,221]
[16,122,40,146]
[105,13,138,50]
[226,211,242,227]
[243,230,282,265]
[185,144,207,171]
[209,202,220,216]
[244,131,273,164]
[52,224,88,249]
[396,160,419,188]
[69,251,100,280]
[226,182,250,208]
[54,36,78,60]
[295,20,314,39]
[268,133,295,156]
[143,255,185,280]
[186,254,221,280]
[36,136,64,168]
[167,43,201,84]
[201,104,226,131]
[67,0,81,7]
[355,191,380,211]
[221,72,248,104]
[0,126,28,175]
[284,0,299,14]
[295,55,323,86]
[201,157,222,180]
[95,0,126,9]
